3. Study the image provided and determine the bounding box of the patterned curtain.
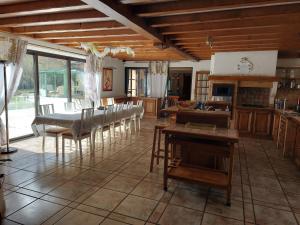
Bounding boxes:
[84,53,103,107]
[148,61,169,98]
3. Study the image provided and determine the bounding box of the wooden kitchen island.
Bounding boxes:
[162,124,239,205]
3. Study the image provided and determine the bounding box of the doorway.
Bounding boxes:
[168,67,193,100]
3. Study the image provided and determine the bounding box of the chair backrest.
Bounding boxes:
[107,97,115,105]
[80,108,94,135]
[80,99,93,109]
[137,100,143,106]
[39,104,54,116]
[104,105,114,124]
[64,102,76,112]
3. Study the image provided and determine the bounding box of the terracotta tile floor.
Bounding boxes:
[1,118,300,225]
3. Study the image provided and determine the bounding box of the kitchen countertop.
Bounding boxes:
[236,106,274,111]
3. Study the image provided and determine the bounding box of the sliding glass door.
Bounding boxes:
[6,54,36,138]
[38,56,68,113]
[4,52,85,140]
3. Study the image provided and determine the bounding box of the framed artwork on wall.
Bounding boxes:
[103,68,113,91]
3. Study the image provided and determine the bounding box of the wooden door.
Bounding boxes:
[235,109,252,135]
[294,127,300,167]
[253,111,272,137]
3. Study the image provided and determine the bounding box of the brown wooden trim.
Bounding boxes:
[209,75,279,82]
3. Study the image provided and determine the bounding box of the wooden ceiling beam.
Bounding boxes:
[160,15,300,34]
[81,0,198,60]
[0,10,110,27]
[149,4,300,27]
[12,21,124,34]
[0,0,90,18]
[51,35,149,44]
[135,0,300,17]
[34,29,137,40]
[168,27,297,40]
[175,33,282,45]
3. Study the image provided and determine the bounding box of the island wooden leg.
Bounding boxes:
[164,133,169,191]
[150,127,157,172]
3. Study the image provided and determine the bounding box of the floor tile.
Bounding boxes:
[254,204,298,225]
[72,169,111,186]
[170,188,206,211]
[100,218,128,225]
[201,213,244,225]
[5,170,38,186]
[7,199,64,225]
[83,188,127,211]
[24,176,67,194]
[54,209,104,225]
[114,195,157,221]
[131,180,165,201]
[206,196,244,221]
[48,180,93,201]
[158,204,202,225]
[4,192,36,216]
[104,175,140,193]
[251,187,289,207]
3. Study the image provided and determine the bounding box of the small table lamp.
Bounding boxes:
[0,37,17,154]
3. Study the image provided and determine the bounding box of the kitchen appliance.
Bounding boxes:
[212,84,234,103]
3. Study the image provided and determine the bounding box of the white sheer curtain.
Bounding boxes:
[148,61,169,98]
[0,39,28,145]
[84,53,102,107]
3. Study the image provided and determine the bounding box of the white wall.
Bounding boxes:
[101,56,125,97]
[211,50,278,76]
[124,60,211,100]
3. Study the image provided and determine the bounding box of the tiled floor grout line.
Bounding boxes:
[241,141,257,224]
[260,142,300,225]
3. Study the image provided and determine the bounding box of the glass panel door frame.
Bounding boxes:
[10,50,85,141]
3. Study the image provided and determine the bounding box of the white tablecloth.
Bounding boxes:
[31,105,144,137]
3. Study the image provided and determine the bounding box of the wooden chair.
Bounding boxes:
[39,104,68,155]
[64,102,76,112]
[150,124,170,172]
[101,97,114,107]
[61,108,94,158]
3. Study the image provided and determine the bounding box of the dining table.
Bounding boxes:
[31,105,144,138]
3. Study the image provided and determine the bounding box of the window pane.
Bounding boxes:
[132,70,136,79]
[71,61,85,101]
[131,89,136,97]
[6,54,36,138]
[38,56,68,112]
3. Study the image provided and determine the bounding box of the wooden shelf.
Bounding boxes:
[168,165,229,188]
[209,75,279,82]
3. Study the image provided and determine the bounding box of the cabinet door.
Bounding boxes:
[236,110,252,135]
[143,99,157,117]
[294,127,300,167]
[253,111,272,137]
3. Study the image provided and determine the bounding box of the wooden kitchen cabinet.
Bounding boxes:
[253,110,272,137]
[235,108,273,138]
[294,127,300,167]
[272,112,280,141]
[235,109,253,135]
[140,97,161,118]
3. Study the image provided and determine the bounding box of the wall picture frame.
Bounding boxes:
[103,68,113,91]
